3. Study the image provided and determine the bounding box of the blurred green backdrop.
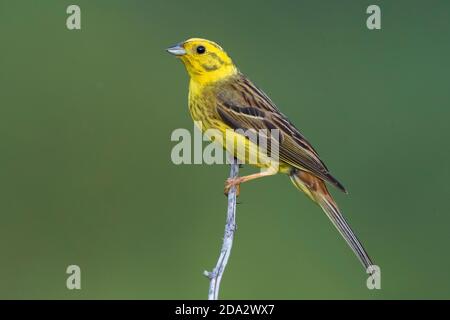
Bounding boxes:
[1,0,449,299]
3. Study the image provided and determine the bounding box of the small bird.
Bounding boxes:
[167,38,373,270]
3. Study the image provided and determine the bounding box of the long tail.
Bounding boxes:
[290,170,373,270]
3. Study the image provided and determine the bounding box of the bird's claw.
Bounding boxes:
[224,177,241,197]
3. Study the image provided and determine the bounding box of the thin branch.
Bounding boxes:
[204,156,239,300]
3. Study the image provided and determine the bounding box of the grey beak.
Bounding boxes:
[166,43,186,56]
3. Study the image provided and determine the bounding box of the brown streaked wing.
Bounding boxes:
[215,73,347,193]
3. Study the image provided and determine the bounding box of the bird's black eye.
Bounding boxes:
[196,46,206,54]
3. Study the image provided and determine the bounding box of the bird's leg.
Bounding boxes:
[224,169,277,196]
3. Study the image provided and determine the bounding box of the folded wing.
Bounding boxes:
[215,73,347,193]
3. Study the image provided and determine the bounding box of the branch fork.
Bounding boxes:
[204,157,239,300]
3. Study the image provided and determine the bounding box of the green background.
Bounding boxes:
[1,0,449,299]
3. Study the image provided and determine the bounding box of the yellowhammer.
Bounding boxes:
[167,38,373,270]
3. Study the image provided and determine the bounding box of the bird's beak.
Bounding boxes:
[166,43,186,56]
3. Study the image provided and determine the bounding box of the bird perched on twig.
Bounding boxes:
[167,38,373,270]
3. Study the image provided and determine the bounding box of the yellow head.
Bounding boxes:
[166,38,237,84]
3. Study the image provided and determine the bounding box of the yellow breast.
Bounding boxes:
[188,81,288,173]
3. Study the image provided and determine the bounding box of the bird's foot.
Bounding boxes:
[224,177,242,197]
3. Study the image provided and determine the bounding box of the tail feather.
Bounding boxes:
[316,194,373,269]
[290,170,373,270]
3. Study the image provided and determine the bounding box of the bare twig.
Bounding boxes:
[204,157,239,300]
